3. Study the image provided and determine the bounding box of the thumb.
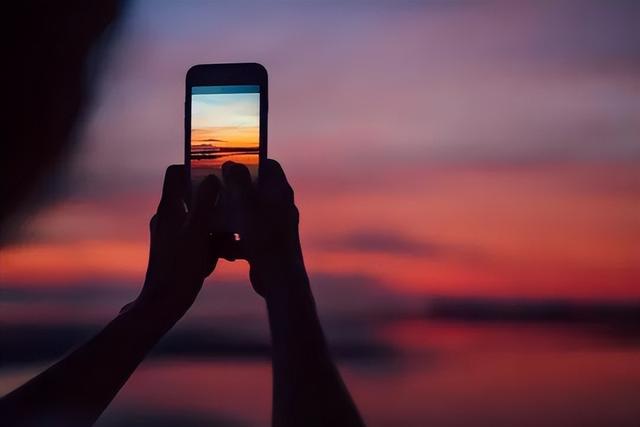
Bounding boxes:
[189,174,221,237]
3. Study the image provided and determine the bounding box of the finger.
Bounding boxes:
[259,158,294,205]
[146,213,161,283]
[222,161,253,198]
[157,164,187,229]
[149,213,158,234]
[261,158,288,182]
[190,174,221,233]
[161,164,187,203]
[189,176,221,278]
[222,161,255,233]
[148,213,159,256]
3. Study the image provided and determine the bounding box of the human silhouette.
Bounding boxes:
[1,3,365,427]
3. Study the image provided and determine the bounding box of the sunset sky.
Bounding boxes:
[1,0,639,307]
[191,86,259,148]
[2,3,639,425]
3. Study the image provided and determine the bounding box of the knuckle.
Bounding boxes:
[285,185,295,203]
[149,214,158,231]
[265,158,280,169]
[290,205,300,224]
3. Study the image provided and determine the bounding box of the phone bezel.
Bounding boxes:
[185,62,268,206]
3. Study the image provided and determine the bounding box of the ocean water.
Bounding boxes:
[192,153,259,182]
[2,320,638,427]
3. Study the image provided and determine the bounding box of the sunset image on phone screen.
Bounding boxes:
[190,85,260,185]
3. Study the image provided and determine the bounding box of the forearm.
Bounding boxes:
[0,164,218,427]
[0,299,178,427]
[261,262,365,427]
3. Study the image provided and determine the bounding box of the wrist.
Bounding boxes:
[249,254,309,299]
[126,292,188,327]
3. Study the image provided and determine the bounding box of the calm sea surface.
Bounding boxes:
[2,321,638,427]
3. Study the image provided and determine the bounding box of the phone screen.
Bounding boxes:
[190,85,260,187]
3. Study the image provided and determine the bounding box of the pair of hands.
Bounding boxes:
[133,159,301,321]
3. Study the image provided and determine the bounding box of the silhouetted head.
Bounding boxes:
[1,1,123,244]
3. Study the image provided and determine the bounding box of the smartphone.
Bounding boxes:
[185,63,268,233]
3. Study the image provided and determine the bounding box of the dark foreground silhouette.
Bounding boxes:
[1,2,364,427]
[1,161,366,427]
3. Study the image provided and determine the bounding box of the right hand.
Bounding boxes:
[221,159,304,297]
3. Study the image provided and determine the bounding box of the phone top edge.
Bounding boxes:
[186,63,268,85]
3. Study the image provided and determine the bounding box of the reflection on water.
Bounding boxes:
[192,153,259,183]
[3,321,638,427]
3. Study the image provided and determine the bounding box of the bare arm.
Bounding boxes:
[223,159,365,427]
[0,300,178,426]
[0,166,221,427]
[263,262,365,427]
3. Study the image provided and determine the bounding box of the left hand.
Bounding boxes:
[128,165,221,321]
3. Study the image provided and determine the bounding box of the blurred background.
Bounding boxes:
[1,1,639,426]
